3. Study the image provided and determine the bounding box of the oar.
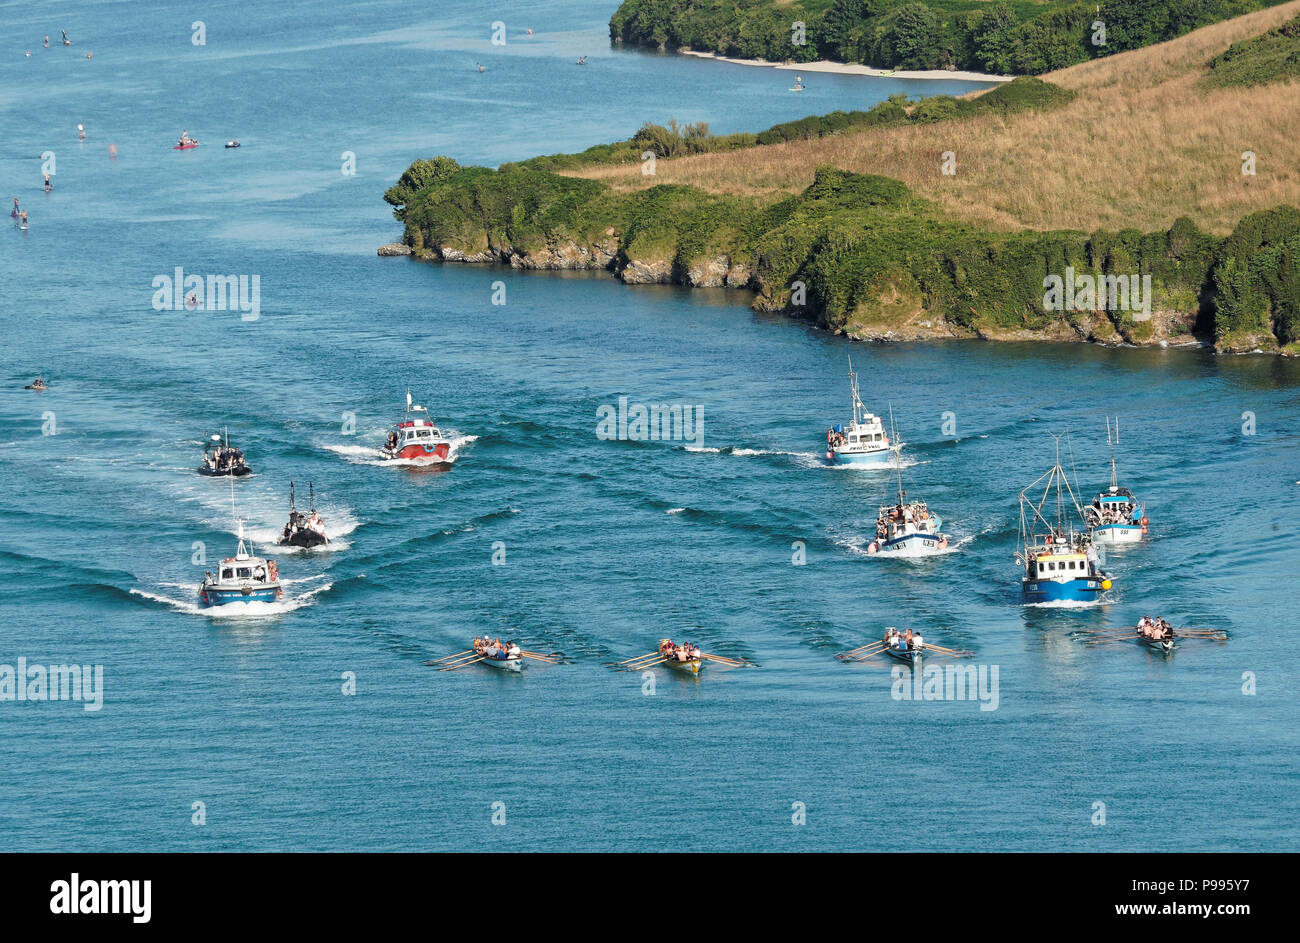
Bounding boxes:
[1087,635,1138,644]
[633,657,669,670]
[921,644,973,656]
[848,649,887,662]
[438,657,485,671]
[838,641,888,655]
[520,652,559,663]
[520,650,562,659]
[430,649,475,663]
[436,652,484,666]
[841,640,889,655]
[700,653,746,667]
[616,651,661,666]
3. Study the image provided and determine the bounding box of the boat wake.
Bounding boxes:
[129,577,332,616]
[1021,598,1108,610]
[323,433,477,467]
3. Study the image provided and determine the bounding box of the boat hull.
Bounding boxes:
[1092,524,1144,544]
[1022,576,1110,603]
[481,655,525,672]
[885,647,921,666]
[663,657,702,674]
[828,447,894,467]
[198,465,251,477]
[199,584,282,607]
[381,442,451,462]
[869,532,949,556]
[1141,635,1175,654]
[280,531,326,548]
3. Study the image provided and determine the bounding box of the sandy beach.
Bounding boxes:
[679,49,1013,83]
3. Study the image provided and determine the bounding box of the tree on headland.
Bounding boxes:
[383,157,462,220]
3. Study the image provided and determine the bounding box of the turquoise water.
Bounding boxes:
[2,1,1297,852]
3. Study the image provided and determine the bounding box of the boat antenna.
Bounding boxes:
[1107,416,1119,491]
[889,404,906,506]
[309,482,315,512]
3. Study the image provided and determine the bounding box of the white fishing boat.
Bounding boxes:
[1085,418,1148,545]
[199,521,282,607]
[824,357,899,467]
[1017,435,1114,604]
[867,413,950,556]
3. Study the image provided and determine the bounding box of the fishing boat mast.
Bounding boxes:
[888,405,906,506]
[1106,416,1120,492]
[847,356,865,427]
[1018,434,1088,559]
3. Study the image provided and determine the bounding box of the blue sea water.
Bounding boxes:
[1,0,1297,852]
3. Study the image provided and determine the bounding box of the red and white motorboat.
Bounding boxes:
[380,391,452,463]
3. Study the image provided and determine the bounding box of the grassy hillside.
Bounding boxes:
[609,0,1289,75]
[577,2,1300,235]
[387,6,1300,354]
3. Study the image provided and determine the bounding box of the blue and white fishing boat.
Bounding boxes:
[824,357,899,467]
[198,521,283,607]
[199,479,283,608]
[1017,436,1113,604]
[867,414,950,556]
[1084,418,1147,545]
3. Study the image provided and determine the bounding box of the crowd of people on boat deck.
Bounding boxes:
[203,445,247,473]
[1137,616,1173,640]
[884,627,924,651]
[282,508,326,542]
[176,129,198,147]
[205,559,277,585]
[660,640,701,662]
[1088,501,1139,525]
[473,636,520,661]
[825,428,846,449]
[876,501,933,537]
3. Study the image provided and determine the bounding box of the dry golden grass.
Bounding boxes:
[569,1,1300,234]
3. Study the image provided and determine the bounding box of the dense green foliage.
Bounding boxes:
[1203,13,1300,86]
[390,155,1300,349]
[516,76,1070,173]
[608,0,1288,75]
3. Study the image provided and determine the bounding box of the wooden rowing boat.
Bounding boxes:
[658,639,703,674]
[884,645,923,666]
[1141,633,1175,654]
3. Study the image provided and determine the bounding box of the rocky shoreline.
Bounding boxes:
[376,237,1259,354]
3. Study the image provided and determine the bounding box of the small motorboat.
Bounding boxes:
[278,482,328,548]
[475,637,525,672]
[380,391,452,463]
[23,377,47,391]
[199,521,283,608]
[174,142,198,150]
[198,430,252,477]
[824,356,899,467]
[225,140,240,149]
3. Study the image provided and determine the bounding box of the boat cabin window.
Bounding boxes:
[237,567,252,579]
[417,429,431,438]
[221,568,233,580]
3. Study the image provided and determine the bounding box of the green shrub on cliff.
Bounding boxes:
[390,159,1298,350]
[1203,14,1300,86]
